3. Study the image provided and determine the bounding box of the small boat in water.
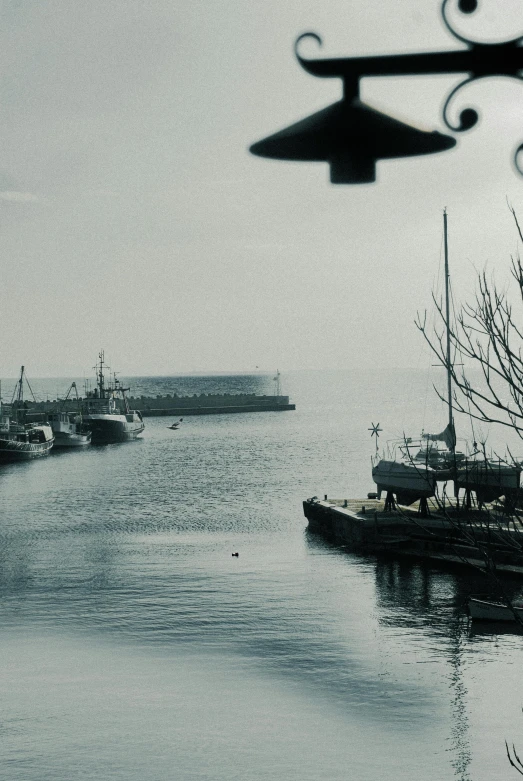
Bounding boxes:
[47,382,91,447]
[167,418,183,430]
[48,411,91,447]
[467,595,523,622]
[82,352,144,444]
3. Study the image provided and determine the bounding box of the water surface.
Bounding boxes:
[0,370,521,780]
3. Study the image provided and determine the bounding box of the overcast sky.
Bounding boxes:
[1,0,523,377]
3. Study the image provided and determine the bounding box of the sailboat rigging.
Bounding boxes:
[372,211,521,510]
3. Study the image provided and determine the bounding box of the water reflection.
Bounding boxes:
[306,532,523,780]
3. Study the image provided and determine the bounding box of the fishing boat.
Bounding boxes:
[0,366,54,461]
[82,352,144,444]
[467,595,523,622]
[372,210,521,507]
[47,382,91,447]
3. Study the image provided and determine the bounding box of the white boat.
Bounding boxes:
[47,412,91,447]
[372,458,437,504]
[47,382,91,447]
[82,352,145,444]
[468,596,523,622]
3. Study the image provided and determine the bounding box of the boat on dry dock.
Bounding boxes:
[372,211,521,509]
[82,352,144,444]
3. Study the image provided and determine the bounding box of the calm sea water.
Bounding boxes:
[1,369,522,781]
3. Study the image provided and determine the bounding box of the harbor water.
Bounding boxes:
[1,368,522,781]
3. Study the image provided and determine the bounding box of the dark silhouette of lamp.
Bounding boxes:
[250,0,523,184]
[250,98,456,184]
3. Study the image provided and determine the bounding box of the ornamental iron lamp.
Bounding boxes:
[249,0,523,183]
[250,97,456,184]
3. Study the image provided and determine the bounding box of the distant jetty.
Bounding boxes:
[27,393,296,418]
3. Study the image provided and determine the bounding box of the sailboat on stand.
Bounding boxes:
[372,210,521,512]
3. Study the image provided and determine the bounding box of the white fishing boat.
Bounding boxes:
[82,352,144,444]
[47,382,91,447]
[468,595,523,622]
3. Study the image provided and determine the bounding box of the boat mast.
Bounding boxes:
[95,351,107,398]
[443,209,454,452]
[15,366,24,405]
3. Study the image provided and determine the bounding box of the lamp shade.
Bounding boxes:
[249,99,456,183]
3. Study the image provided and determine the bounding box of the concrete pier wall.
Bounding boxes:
[25,394,295,418]
[304,498,523,576]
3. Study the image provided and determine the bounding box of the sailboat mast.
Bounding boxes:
[443,209,454,452]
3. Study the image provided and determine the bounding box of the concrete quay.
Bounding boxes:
[303,497,523,576]
[27,394,296,418]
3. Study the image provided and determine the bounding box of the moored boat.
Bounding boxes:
[82,352,144,444]
[0,367,54,461]
[47,382,91,447]
[0,415,54,461]
[47,411,91,447]
[467,595,523,622]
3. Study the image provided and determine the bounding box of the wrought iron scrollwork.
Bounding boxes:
[514,143,523,176]
[442,77,479,132]
[294,32,322,67]
[442,0,523,47]
[284,0,523,177]
[440,0,523,170]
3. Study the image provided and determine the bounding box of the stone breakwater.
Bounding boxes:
[26,394,296,417]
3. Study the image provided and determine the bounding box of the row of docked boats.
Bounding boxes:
[0,353,145,462]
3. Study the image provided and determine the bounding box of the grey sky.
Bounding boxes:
[1,0,523,376]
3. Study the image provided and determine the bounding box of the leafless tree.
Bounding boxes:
[416,205,523,442]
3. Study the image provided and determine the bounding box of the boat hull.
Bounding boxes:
[0,436,54,461]
[52,431,91,447]
[468,597,523,622]
[86,413,145,444]
[372,459,437,503]
[457,461,521,502]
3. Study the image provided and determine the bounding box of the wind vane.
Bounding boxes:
[368,422,382,454]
